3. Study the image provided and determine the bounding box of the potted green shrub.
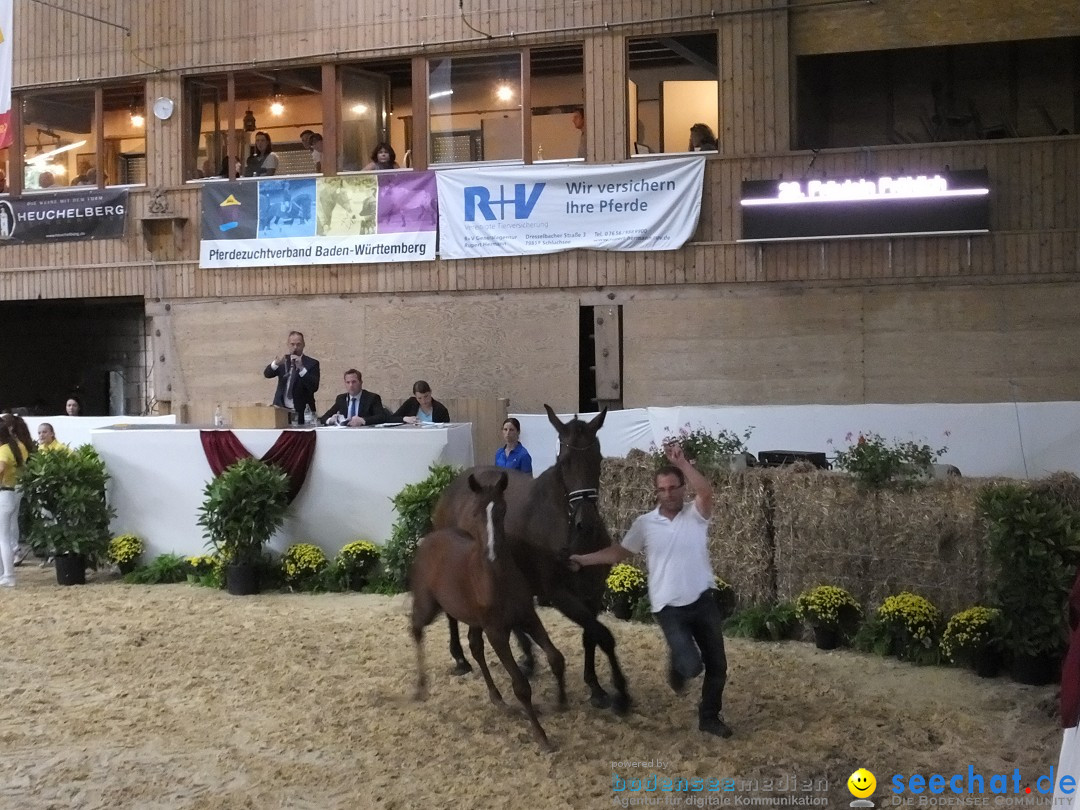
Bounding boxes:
[941,606,1003,677]
[108,533,144,575]
[979,482,1079,685]
[876,591,942,663]
[795,585,863,649]
[605,563,647,620]
[197,458,289,595]
[383,464,460,591]
[20,445,114,586]
[336,540,380,591]
[281,543,329,591]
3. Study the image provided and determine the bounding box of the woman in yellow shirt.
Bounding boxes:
[37,423,68,453]
[0,423,28,587]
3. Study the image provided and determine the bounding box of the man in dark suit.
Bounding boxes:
[263,330,320,424]
[320,368,390,426]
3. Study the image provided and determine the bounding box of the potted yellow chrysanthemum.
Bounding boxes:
[108,533,144,575]
[941,606,1002,677]
[795,585,863,650]
[336,540,380,591]
[281,543,329,590]
[877,591,943,662]
[605,563,647,620]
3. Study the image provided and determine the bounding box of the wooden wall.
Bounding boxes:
[2,136,1077,300]
[789,0,1080,56]
[623,280,1080,406]
[148,292,579,417]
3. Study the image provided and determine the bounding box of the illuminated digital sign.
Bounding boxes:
[739,169,990,242]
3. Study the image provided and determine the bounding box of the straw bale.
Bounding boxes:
[770,470,990,616]
[1030,471,1080,515]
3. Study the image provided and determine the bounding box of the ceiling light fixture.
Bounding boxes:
[495,84,514,102]
[351,103,369,116]
[129,95,145,128]
[269,83,285,116]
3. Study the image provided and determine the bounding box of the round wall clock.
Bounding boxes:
[152,96,175,120]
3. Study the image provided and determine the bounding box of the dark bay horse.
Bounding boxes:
[432,406,631,714]
[410,470,567,752]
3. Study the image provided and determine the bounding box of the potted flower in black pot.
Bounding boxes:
[335,540,380,591]
[941,606,1003,677]
[604,563,647,620]
[20,445,114,586]
[197,458,289,595]
[795,585,863,650]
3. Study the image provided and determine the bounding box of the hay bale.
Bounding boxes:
[768,469,990,616]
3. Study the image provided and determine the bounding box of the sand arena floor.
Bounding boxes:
[0,566,1062,810]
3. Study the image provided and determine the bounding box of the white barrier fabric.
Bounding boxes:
[91,424,474,558]
[512,402,1080,479]
[436,157,705,258]
[24,415,177,450]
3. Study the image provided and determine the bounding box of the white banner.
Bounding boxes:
[200,232,436,268]
[436,157,706,259]
[0,0,12,150]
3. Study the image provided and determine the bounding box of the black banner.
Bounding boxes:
[0,188,128,245]
[740,169,990,242]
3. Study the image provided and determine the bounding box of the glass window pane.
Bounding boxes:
[340,61,409,171]
[22,88,95,189]
[627,32,719,155]
[529,44,584,161]
[104,83,146,185]
[428,52,522,164]
[185,69,323,180]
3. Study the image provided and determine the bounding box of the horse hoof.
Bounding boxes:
[451,661,473,676]
[611,693,632,715]
[589,692,612,709]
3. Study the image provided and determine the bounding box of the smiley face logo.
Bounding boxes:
[848,768,876,798]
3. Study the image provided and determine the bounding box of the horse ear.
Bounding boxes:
[544,404,567,434]
[496,471,508,493]
[468,473,482,493]
[586,407,608,433]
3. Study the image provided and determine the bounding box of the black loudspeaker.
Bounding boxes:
[757,450,831,470]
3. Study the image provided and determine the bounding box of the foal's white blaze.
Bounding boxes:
[485,501,496,561]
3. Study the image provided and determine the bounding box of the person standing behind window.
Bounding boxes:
[364,143,399,171]
[65,396,82,416]
[244,131,279,177]
[495,417,532,474]
[688,123,718,152]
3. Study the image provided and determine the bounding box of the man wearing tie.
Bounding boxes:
[263,330,321,424]
[320,369,390,426]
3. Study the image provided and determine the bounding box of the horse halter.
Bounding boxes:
[564,488,599,527]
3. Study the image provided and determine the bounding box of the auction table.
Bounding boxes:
[91,423,474,558]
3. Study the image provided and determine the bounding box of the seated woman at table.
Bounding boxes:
[495,417,532,474]
[391,380,450,424]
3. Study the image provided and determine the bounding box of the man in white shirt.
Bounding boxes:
[571,443,731,738]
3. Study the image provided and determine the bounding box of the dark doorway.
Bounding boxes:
[579,305,623,413]
[0,297,147,416]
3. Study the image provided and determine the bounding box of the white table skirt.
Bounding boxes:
[91,424,474,559]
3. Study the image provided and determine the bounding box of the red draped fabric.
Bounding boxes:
[199,430,316,503]
[1061,568,1080,728]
